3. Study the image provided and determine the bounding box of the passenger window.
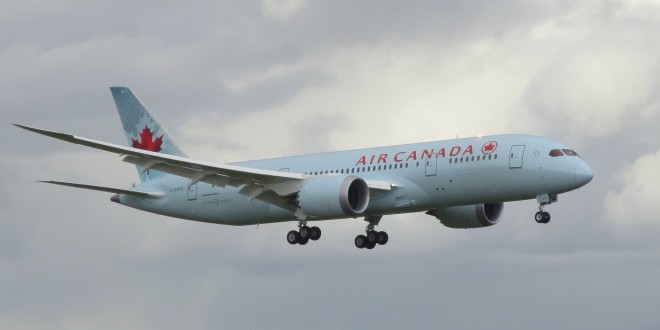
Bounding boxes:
[549,149,564,157]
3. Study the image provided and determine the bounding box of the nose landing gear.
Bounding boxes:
[534,193,557,224]
[535,207,551,224]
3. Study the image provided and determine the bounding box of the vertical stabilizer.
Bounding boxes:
[110,87,186,182]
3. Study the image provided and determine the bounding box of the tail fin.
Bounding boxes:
[110,87,186,183]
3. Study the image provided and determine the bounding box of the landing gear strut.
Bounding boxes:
[355,215,388,249]
[534,193,557,224]
[287,220,321,245]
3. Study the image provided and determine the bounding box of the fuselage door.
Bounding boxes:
[425,157,438,176]
[188,182,197,201]
[509,145,525,169]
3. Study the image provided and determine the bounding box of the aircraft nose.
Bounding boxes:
[574,158,594,187]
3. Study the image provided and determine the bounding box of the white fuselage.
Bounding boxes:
[119,134,592,226]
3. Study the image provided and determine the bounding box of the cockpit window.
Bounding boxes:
[549,149,564,157]
[562,149,579,156]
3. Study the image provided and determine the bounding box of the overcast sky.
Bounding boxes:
[2,0,660,329]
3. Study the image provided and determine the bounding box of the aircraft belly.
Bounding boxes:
[122,185,286,226]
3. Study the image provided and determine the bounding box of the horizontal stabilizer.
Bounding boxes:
[39,180,164,198]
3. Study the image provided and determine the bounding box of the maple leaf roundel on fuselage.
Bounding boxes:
[481,141,498,154]
[132,125,164,152]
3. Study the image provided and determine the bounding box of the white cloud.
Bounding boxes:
[604,149,660,237]
[261,0,307,20]
[616,0,660,19]
[181,37,547,162]
[519,2,660,141]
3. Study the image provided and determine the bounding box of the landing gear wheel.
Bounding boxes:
[543,212,551,224]
[310,226,321,241]
[287,230,300,244]
[355,235,367,249]
[535,212,544,223]
[365,240,376,249]
[356,215,387,249]
[377,231,389,245]
[299,226,312,239]
[298,236,309,245]
[366,231,378,243]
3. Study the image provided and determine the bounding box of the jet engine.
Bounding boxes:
[429,203,504,229]
[297,175,369,218]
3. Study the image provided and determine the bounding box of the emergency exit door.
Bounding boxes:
[509,145,525,169]
[188,182,197,201]
[425,158,437,176]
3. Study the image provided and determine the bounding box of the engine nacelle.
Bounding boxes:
[430,203,504,229]
[297,175,370,218]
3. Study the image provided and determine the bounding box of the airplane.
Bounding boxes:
[15,87,594,249]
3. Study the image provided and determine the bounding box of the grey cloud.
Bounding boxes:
[3,0,660,329]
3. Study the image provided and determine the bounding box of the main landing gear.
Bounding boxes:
[287,220,321,245]
[355,215,389,249]
[534,193,557,224]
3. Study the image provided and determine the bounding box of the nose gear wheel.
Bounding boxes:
[534,205,551,224]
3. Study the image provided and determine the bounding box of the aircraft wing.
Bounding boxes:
[40,180,164,198]
[15,124,307,196]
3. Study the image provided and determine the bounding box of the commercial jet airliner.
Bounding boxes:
[15,87,593,249]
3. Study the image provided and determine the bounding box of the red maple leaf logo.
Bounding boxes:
[132,125,163,152]
[482,141,498,154]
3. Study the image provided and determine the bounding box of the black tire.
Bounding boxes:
[298,236,309,245]
[299,226,312,239]
[287,230,300,244]
[366,231,378,243]
[377,231,389,245]
[543,212,551,224]
[535,211,544,223]
[355,235,367,249]
[310,226,321,241]
[366,240,376,249]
